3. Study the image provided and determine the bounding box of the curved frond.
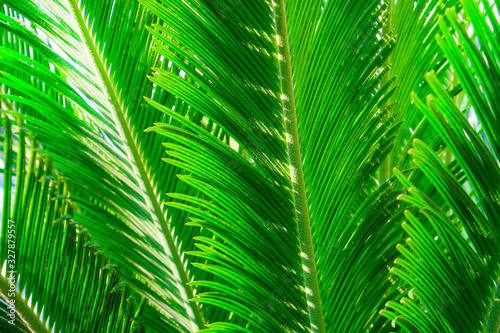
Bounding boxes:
[0,118,146,332]
[143,0,407,331]
[382,1,500,331]
[0,0,214,330]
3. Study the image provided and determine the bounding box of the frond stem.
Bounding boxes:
[274,1,326,332]
[0,274,49,333]
[65,1,204,330]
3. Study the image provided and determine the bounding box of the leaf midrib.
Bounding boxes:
[64,0,205,331]
[274,1,326,332]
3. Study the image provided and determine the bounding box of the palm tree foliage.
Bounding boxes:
[0,119,148,333]
[0,0,499,332]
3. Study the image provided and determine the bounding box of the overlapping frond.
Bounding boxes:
[382,1,500,331]
[0,118,147,332]
[0,0,210,331]
[289,1,406,331]
[142,0,303,330]
[384,0,461,176]
[142,0,409,331]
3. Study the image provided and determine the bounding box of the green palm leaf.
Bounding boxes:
[382,1,500,332]
[1,0,499,332]
[0,118,147,332]
[378,0,461,181]
[143,0,406,331]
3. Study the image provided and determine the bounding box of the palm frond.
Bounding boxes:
[0,0,214,330]
[382,1,500,331]
[0,117,147,332]
[142,0,409,331]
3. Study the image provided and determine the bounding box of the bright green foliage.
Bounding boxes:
[382,3,500,332]
[144,0,403,331]
[0,118,147,332]
[385,0,460,172]
[0,0,500,332]
[0,0,210,331]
